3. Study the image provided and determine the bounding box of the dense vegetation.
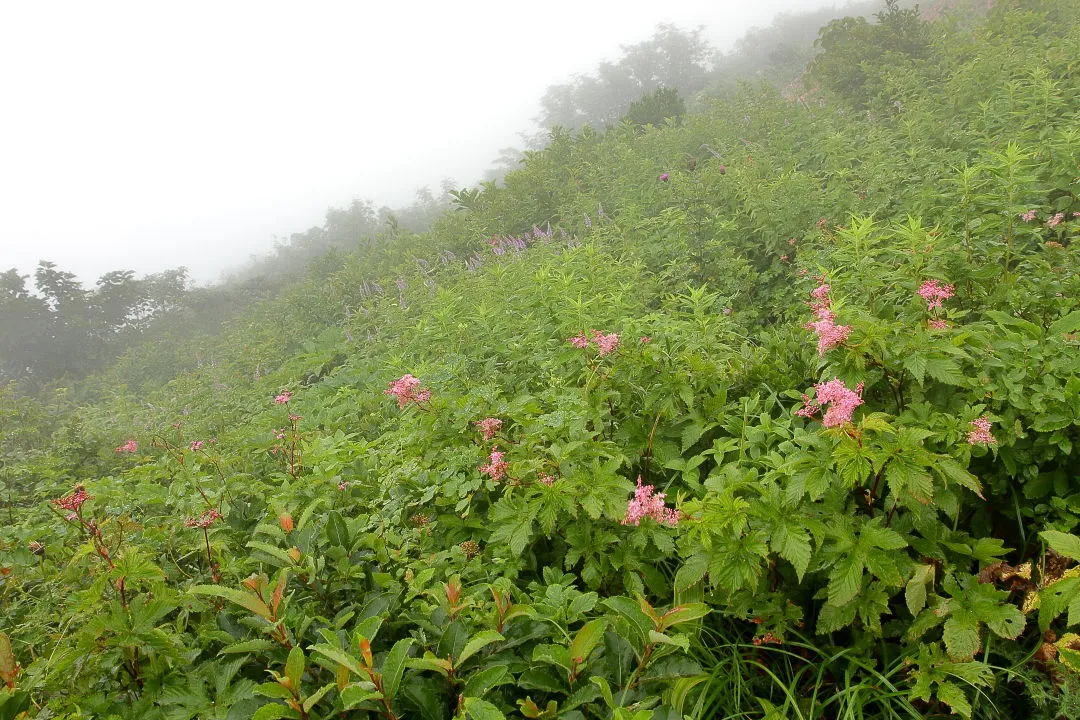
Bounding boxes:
[3,1,1080,718]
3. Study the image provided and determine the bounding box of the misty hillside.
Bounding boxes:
[2,1,1080,719]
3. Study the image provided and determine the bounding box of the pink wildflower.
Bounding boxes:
[567,333,590,349]
[184,508,222,529]
[384,374,431,409]
[1020,210,1037,222]
[928,319,948,330]
[539,474,556,487]
[640,336,651,344]
[288,413,301,422]
[475,417,503,441]
[274,428,287,440]
[479,447,509,482]
[190,440,205,452]
[115,439,138,454]
[622,477,679,526]
[591,330,620,357]
[659,172,670,182]
[810,283,831,301]
[917,280,955,311]
[780,254,790,262]
[274,390,293,404]
[1047,212,1064,229]
[52,484,91,515]
[804,297,852,356]
[337,481,349,491]
[797,379,863,428]
[967,415,996,446]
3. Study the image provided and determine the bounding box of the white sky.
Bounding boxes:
[0,0,829,286]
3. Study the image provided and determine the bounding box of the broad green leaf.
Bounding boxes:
[532,644,571,672]
[309,643,365,677]
[603,596,653,647]
[340,684,384,710]
[458,630,504,667]
[326,510,350,547]
[1041,530,1080,562]
[657,603,710,631]
[222,638,276,654]
[381,638,414,704]
[188,585,272,621]
[302,683,335,713]
[464,697,507,720]
[1049,309,1080,336]
[568,620,606,665]
[285,646,305,690]
[252,702,298,720]
[463,665,509,698]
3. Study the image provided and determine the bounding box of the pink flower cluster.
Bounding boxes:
[52,484,91,520]
[928,319,949,330]
[1020,209,1037,222]
[479,447,509,482]
[475,417,502,441]
[538,474,555,487]
[659,172,670,182]
[274,390,293,404]
[804,280,852,356]
[1047,212,1064,229]
[115,439,138,454]
[917,280,954,311]
[190,440,205,452]
[622,477,679,526]
[384,374,431,409]
[567,330,621,357]
[967,415,996,446]
[796,378,864,428]
[184,508,223,529]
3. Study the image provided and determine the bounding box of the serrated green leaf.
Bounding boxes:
[943,617,981,661]
[934,680,973,719]
[674,554,709,593]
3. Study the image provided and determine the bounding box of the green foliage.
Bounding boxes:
[3,1,1080,717]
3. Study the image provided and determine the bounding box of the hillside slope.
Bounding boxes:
[2,2,1080,718]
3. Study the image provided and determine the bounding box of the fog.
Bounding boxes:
[0,0,833,286]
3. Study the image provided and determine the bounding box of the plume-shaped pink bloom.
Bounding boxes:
[967,415,996,446]
[622,477,679,526]
[475,417,502,441]
[797,378,864,428]
[479,447,509,481]
[384,374,430,408]
[917,280,955,311]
